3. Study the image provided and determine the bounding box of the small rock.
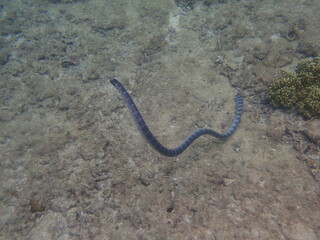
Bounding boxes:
[297,120,320,145]
[30,198,45,213]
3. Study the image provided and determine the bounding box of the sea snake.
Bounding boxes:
[111,79,243,157]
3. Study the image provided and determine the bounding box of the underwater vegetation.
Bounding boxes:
[269,57,320,118]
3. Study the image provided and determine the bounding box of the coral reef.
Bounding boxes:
[269,57,320,118]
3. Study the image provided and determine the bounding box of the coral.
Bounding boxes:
[269,57,320,118]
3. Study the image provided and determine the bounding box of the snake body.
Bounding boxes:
[111,79,243,157]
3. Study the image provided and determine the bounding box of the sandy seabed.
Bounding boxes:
[0,0,319,239]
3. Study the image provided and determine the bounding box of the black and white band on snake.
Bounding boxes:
[110,79,243,157]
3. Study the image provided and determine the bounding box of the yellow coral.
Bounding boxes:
[269,57,320,118]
